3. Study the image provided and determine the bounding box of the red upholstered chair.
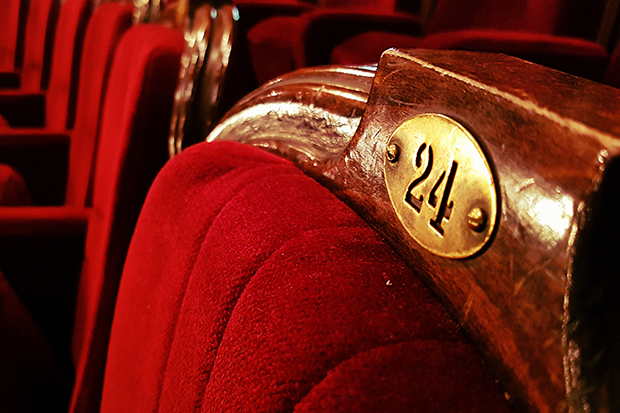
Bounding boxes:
[100,139,510,412]
[0,0,92,129]
[212,0,315,116]
[0,22,183,413]
[331,0,608,81]
[0,3,133,206]
[246,0,419,84]
[0,0,59,90]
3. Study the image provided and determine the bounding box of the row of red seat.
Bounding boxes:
[0,1,185,411]
[244,0,618,87]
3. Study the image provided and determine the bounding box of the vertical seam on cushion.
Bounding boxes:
[154,167,302,413]
[195,223,367,411]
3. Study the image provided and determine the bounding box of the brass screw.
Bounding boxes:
[467,207,487,232]
[386,143,400,163]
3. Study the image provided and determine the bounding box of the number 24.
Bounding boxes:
[405,142,458,236]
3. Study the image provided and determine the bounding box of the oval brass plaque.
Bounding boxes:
[384,114,497,259]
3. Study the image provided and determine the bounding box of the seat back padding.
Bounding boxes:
[45,0,93,131]
[64,3,133,207]
[101,141,510,412]
[69,24,184,413]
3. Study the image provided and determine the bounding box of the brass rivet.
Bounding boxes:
[387,143,400,163]
[467,207,487,232]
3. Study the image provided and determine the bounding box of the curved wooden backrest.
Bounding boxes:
[207,49,620,412]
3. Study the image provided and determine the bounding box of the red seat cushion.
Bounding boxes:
[102,141,510,412]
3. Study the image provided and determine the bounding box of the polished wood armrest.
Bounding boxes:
[0,91,45,127]
[0,131,70,205]
[208,50,620,412]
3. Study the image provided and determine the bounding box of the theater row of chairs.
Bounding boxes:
[245,0,620,87]
[0,2,514,411]
[0,0,187,411]
[2,1,617,412]
[0,1,514,412]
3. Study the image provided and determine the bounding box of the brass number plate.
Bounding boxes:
[384,114,498,259]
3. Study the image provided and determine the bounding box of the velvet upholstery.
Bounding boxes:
[68,23,184,413]
[0,0,92,129]
[0,4,133,207]
[45,0,93,131]
[426,0,562,34]
[0,0,23,71]
[64,3,133,207]
[329,0,608,81]
[18,0,59,91]
[331,29,608,80]
[0,0,59,91]
[0,25,182,411]
[101,140,511,412]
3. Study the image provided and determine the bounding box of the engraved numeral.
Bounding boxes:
[430,161,457,236]
[405,143,433,212]
[404,142,457,237]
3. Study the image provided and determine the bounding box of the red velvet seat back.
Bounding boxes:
[101,141,510,412]
[321,0,395,12]
[69,23,184,413]
[0,0,23,71]
[45,0,93,131]
[20,0,59,91]
[64,4,133,208]
[427,0,562,34]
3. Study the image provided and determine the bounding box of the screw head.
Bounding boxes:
[467,207,487,232]
[386,143,400,163]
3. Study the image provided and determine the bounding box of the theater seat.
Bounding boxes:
[0,22,184,413]
[0,3,133,206]
[101,140,510,412]
[330,0,608,81]
[246,0,419,84]
[0,0,92,129]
